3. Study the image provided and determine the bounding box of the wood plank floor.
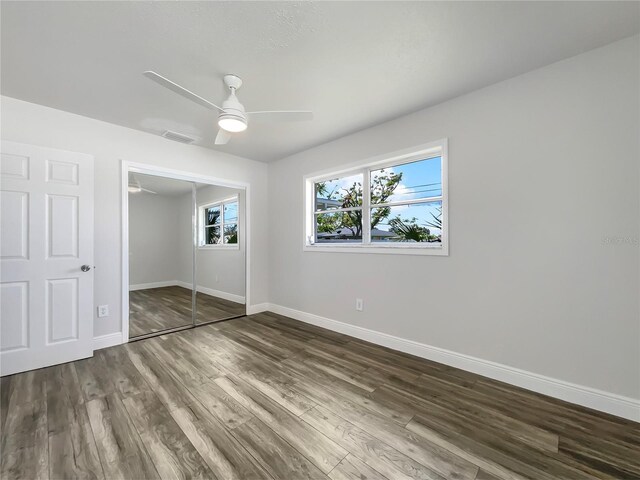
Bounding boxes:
[129,286,245,337]
[2,312,639,479]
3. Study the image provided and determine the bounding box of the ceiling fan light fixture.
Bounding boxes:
[128,184,142,193]
[218,114,247,133]
[144,71,313,145]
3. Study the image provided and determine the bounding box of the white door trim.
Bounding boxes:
[120,160,251,343]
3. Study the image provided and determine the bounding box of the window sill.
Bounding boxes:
[303,243,448,256]
[197,244,240,250]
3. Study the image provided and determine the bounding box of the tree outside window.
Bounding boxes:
[313,155,443,244]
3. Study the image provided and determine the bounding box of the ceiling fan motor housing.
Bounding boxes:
[218,88,248,132]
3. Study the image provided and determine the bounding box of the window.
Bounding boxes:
[305,139,447,255]
[199,197,239,247]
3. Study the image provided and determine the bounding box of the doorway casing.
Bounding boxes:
[120,160,251,343]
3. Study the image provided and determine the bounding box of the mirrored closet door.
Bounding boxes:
[195,183,246,324]
[127,172,246,339]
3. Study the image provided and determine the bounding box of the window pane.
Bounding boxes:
[315,173,363,211]
[205,206,221,226]
[224,202,238,223]
[223,223,238,244]
[371,156,441,205]
[371,201,443,243]
[205,225,221,244]
[315,211,363,243]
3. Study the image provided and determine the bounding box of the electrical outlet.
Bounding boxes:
[355,298,364,311]
[97,305,109,318]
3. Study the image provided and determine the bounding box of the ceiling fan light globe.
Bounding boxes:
[218,115,247,133]
[128,185,142,193]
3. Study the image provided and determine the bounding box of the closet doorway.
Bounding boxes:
[122,162,249,341]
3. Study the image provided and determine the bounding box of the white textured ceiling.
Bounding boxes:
[128,172,241,196]
[2,1,639,162]
[129,172,193,196]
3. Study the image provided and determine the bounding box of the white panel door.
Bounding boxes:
[1,141,94,376]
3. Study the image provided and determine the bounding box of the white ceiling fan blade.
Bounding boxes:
[143,71,223,112]
[141,188,157,194]
[246,111,313,122]
[215,129,231,145]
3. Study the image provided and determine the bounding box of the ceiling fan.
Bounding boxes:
[143,71,313,145]
[128,175,156,194]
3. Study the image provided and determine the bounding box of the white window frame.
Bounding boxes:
[304,139,448,256]
[198,196,240,250]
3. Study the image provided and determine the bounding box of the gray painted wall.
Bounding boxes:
[267,36,640,399]
[129,192,185,286]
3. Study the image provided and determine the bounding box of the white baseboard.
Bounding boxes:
[129,280,178,291]
[131,281,246,304]
[196,285,246,305]
[174,281,246,304]
[267,304,640,422]
[93,332,124,350]
[247,303,270,315]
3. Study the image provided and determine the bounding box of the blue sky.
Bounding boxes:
[372,156,442,203]
[224,202,238,223]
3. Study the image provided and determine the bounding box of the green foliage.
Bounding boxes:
[225,224,238,244]
[425,207,442,230]
[389,210,443,243]
[315,182,330,198]
[206,227,220,244]
[206,207,221,226]
[389,217,430,242]
[316,212,339,233]
[370,170,402,205]
[315,170,402,238]
[338,180,364,236]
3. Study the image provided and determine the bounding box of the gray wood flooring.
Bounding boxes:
[129,286,245,338]
[2,312,639,479]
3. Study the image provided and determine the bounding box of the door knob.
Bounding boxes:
[81,265,91,272]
